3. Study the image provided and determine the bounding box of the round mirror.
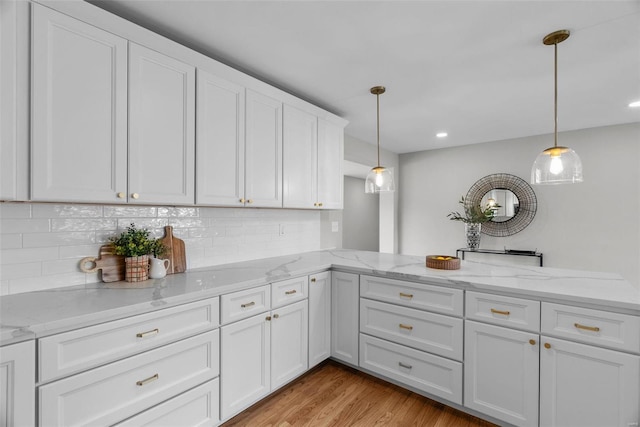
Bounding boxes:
[465,173,537,237]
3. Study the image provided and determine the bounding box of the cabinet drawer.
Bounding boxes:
[360,275,463,317]
[39,330,219,427]
[114,378,219,427]
[466,291,540,333]
[541,303,640,353]
[359,334,462,405]
[271,276,308,308]
[39,298,219,382]
[221,284,271,324]
[360,298,463,361]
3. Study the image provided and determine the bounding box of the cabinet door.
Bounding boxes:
[31,4,127,203]
[331,271,359,365]
[220,313,271,420]
[245,90,282,208]
[271,300,308,390]
[129,43,195,205]
[0,340,35,427]
[464,321,539,427]
[540,336,640,427]
[196,69,245,206]
[317,118,344,209]
[309,271,332,368]
[283,105,317,208]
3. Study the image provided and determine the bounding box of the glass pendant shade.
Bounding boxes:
[365,166,395,193]
[531,146,583,185]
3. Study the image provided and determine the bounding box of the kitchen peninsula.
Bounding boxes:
[1,250,639,427]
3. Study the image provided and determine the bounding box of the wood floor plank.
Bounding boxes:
[223,361,497,427]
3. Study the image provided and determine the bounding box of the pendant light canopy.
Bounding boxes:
[531,30,583,185]
[365,86,395,193]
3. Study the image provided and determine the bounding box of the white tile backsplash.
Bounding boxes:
[0,202,325,295]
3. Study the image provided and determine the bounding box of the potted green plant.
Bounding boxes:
[109,223,165,282]
[447,196,499,250]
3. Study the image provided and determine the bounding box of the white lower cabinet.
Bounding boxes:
[0,340,35,427]
[220,298,308,421]
[309,271,332,368]
[464,320,539,427]
[331,271,359,365]
[539,336,640,427]
[39,330,219,427]
[114,378,219,427]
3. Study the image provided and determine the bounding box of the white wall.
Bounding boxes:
[399,123,640,286]
[0,203,336,295]
[343,176,379,251]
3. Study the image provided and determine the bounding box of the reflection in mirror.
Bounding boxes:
[481,189,520,223]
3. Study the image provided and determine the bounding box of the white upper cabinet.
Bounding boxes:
[283,105,318,209]
[31,4,128,203]
[317,118,344,209]
[245,90,283,208]
[196,69,245,206]
[129,43,195,205]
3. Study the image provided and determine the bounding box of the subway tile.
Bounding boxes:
[23,232,96,248]
[0,262,42,280]
[43,258,87,275]
[158,207,199,217]
[168,218,207,229]
[116,218,168,230]
[84,271,100,284]
[188,227,222,238]
[1,247,59,264]
[52,218,117,232]
[0,219,50,234]
[1,234,22,249]
[59,244,103,259]
[32,204,103,218]
[104,206,157,217]
[199,207,239,218]
[0,203,31,218]
[9,272,86,293]
[183,237,214,249]
[0,280,8,295]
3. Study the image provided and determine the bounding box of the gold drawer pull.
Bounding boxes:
[241,301,255,308]
[136,328,159,338]
[266,316,272,321]
[544,343,551,349]
[399,292,413,299]
[574,323,600,332]
[398,362,412,369]
[285,290,297,295]
[491,308,511,316]
[529,339,536,346]
[136,373,159,386]
[399,324,413,331]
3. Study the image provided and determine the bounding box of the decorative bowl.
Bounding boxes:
[425,255,460,270]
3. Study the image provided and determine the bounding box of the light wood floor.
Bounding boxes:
[222,360,497,427]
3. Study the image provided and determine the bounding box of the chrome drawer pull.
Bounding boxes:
[285,290,297,295]
[241,301,256,308]
[399,323,413,331]
[490,308,510,316]
[136,328,159,338]
[398,362,412,369]
[136,373,159,386]
[399,292,413,299]
[574,322,600,332]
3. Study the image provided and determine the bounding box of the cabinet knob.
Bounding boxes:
[117,192,125,199]
[240,198,245,203]
[131,193,139,200]
[247,199,253,204]
[318,202,323,207]
[529,339,536,346]
[273,313,279,319]
[310,278,317,283]
[544,343,551,349]
[266,316,272,321]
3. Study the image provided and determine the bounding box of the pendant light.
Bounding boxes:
[531,30,583,185]
[365,86,395,193]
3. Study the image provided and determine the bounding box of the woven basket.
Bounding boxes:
[425,255,460,270]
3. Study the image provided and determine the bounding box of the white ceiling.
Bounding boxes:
[88,0,640,154]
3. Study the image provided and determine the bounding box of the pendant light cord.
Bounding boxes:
[554,42,558,148]
[376,92,381,167]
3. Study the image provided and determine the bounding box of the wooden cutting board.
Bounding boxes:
[159,226,186,274]
[79,245,126,283]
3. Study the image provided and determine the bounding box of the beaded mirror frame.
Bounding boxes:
[464,173,537,237]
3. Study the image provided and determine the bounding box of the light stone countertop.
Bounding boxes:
[1,249,639,346]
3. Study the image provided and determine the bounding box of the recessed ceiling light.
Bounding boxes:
[436,132,448,138]
[629,100,640,108]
